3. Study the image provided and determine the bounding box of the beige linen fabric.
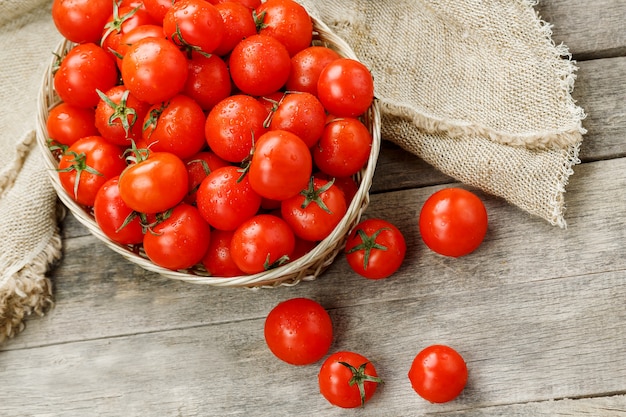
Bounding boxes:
[0,0,585,342]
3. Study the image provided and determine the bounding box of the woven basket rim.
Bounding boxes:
[36,16,382,288]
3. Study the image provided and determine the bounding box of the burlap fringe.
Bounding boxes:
[0,228,62,344]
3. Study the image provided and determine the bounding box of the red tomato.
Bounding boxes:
[230,214,296,274]
[57,136,127,207]
[95,85,151,147]
[317,58,375,118]
[419,188,488,257]
[314,117,372,178]
[52,0,113,44]
[286,46,340,96]
[121,37,188,104]
[93,176,145,245]
[46,103,98,147]
[183,151,231,205]
[408,345,468,403]
[116,24,166,69]
[281,178,347,242]
[269,92,326,148]
[205,95,269,163]
[142,94,207,159]
[143,0,173,22]
[196,166,262,231]
[118,151,189,213]
[255,0,313,56]
[345,218,406,280]
[318,351,382,408]
[264,298,333,365]
[208,0,261,9]
[143,203,211,270]
[314,172,359,207]
[248,130,313,201]
[101,3,157,60]
[183,53,232,111]
[229,34,291,96]
[54,43,118,108]
[213,1,257,56]
[163,0,225,55]
[201,229,244,277]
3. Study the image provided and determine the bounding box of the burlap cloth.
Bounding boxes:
[0,0,585,343]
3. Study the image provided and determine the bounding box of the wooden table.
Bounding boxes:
[2,1,625,415]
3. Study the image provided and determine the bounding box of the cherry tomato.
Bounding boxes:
[419,188,488,257]
[264,297,333,365]
[213,1,257,56]
[46,103,98,147]
[93,176,145,245]
[317,58,375,118]
[95,85,151,147]
[57,136,127,207]
[314,172,359,207]
[116,24,166,69]
[54,43,119,108]
[248,130,312,201]
[229,34,291,96]
[314,117,372,178]
[208,0,261,9]
[230,214,295,274]
[101,3,157,61]
[183,151,231,205]
[143,0,173,22]
[142,94,207,159]
[143,203,211,270]
[121,37,188,104]
[286,46,340,96]
[345,218,406,280]
[52,0,113,44]
[408,344,468,403]
[281,178,347,242]
[119,151,189,214]
[196,166,262,231]
[201,229,244,277]
[205,94,269,163]
[255,0,313,56]
[269,92,326,148]
[318,351,382,408]
[163,0,225,55]
[183,53,231,111]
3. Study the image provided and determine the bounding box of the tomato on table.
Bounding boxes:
[419,187,488,257]
[93,176,145,245]
[408,344,468,403]
[345,218,406,280]
[318,351,383,408]
[264,297,333,365]
[317,58,375,118]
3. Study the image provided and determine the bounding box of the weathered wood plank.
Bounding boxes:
[536,0,626,60]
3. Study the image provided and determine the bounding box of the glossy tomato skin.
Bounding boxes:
[183,53,232,111]
[269,92,326,148]
[118,152,189,214]
[95,85,151,147]
[345,218,406,280]
[163,0,224,55]
[93,176,144,245]
[281,178,347,242]
[196,166,262,231]
[143,203,211,270]
[229,34,291,96]
[57,136,127,207]
[116,24,166,69]
[121,37,188,104]
[52,0,113,44]
[54,43,119,109]
[248,130,313,201]
[264,297,333,365]
[286,46,340,96]
[213,1,257,56]
[101,5,158,61]
[318,351,381,408]
[255,0,313,56]
[201,229,244,277]
[183,151,231,205]
[142,94,207,159]
[230,214,296,274]
[317,58,375,118]
[46,103,98,147]
[408,345,468,403]
[419,188,488,257]
[314,117,373,178]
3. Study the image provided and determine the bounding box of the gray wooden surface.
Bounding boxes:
[2,1,626,416]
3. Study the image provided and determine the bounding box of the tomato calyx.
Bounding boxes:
[338,361,383,407]
[142,102,169,138]
[97,89,138,138]
[299,177,335,213]
[263,253,290,271]
[252,10,268,32]
[345,227,390,271]
[168,22,212,58]
[142,208,175,236]
[259,92,287,128]
[56,151,104,200]
[101,3,141,48]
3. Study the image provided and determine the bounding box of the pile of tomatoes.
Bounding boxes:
[48,0,377,274]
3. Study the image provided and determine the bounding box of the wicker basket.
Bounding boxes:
[36,17,381,288]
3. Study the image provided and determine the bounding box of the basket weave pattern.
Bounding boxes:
[35,18,381,288]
